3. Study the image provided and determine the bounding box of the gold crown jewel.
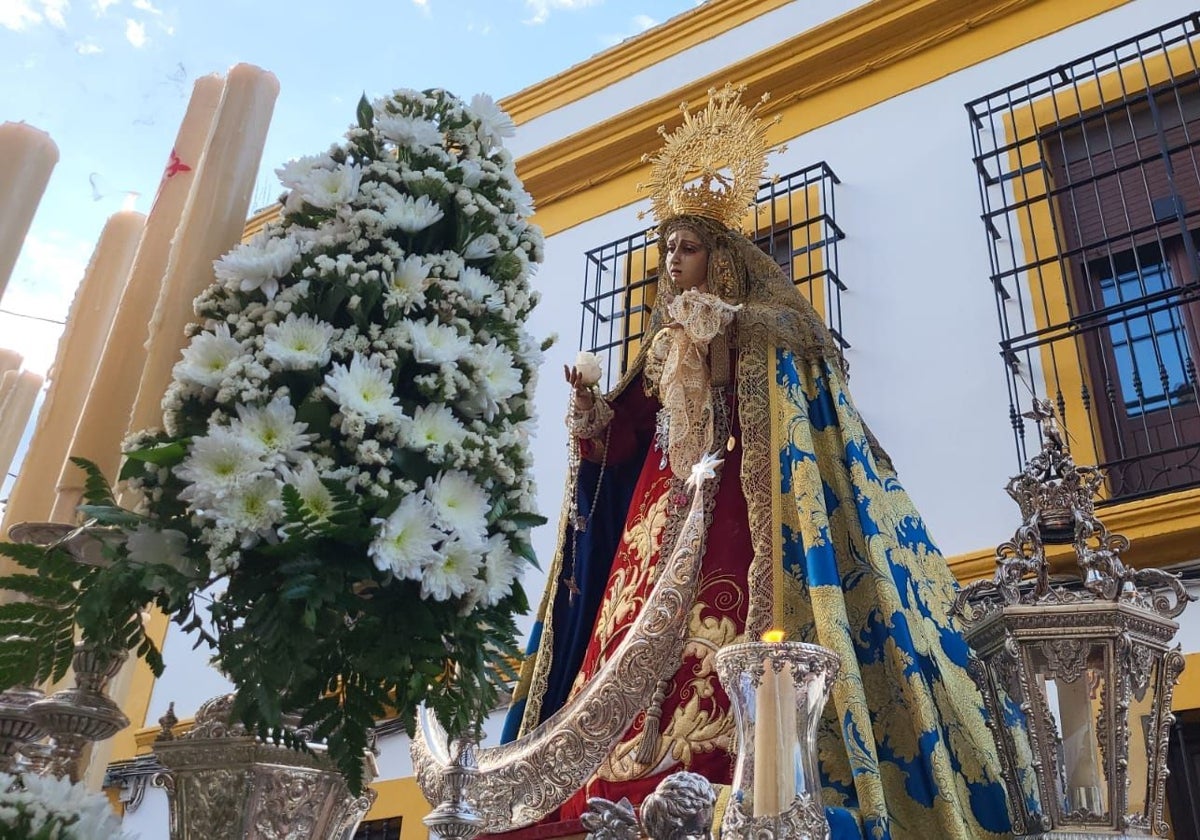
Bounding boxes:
[639,83,781,228]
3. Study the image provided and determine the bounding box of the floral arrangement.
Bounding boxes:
[0,88,547,793]
[0,773,132,839]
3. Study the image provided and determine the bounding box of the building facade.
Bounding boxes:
[108,1,1200,837]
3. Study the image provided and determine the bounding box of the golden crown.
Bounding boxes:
[639,83,781,228]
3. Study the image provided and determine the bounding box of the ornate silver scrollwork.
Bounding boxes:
[412,463,719,832]
[153,693,376,840]
[954,398,1196,625]
[721,791,827,840]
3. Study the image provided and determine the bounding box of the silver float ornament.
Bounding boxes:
[955,399,1195,838]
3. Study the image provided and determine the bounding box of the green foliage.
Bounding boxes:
[0,544,91,688]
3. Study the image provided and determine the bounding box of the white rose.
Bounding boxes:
[574,351,603,387]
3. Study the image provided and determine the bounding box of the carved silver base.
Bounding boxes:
[721,791,828,840]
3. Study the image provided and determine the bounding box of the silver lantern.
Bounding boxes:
[955,399,1194,838]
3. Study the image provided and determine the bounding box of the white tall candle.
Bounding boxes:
[0,349,23,377]
[0,371,43,488]
[2,211,145,530]
[753,659,782,817]
[0,370,19,410]
[50,74,224,523]
[1058,676,1102,807]
[0,123,59,300]
[124,63,279,437]
[753,631,798,817]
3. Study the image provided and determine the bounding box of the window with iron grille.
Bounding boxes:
[967,12,1200,503]
[353,816,401,840]
[578,162,846,389]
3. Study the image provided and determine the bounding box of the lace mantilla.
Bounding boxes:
[652,291,739,479]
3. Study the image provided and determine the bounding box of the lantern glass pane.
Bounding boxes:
[1031,640,1110,821]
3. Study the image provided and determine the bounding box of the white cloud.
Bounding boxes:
[523,0,600,25]
[124,16,144,45]
[74,37,101,53]
[0,0,68,31]
[41,0,65,26]
[0,2,42,30]
[631,13,655,30]
[411,0,430,15]
[130,0,158,12]
[91,0,118,13]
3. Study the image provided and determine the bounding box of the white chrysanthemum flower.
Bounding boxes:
[469,93,516,150]
[479,533,521,606]
[473,340,523,404]
[406,403,468,450]
[507,185,535,217]
[174,323,245,389]
[377,113,443,149]
[175,426,267,506]
[263,313,335,370]
[4,772,132,840]
[420,536,484,601]
[126,525,190,571]
[408,321,471,365]
[211,474,284,539]
[323,353,405,424]
[463,232,500,260]
[457,159,484,188]
[425,470,489,546]
[213,232,300,300]
[232,395,316,466]
[294,162,363,210]
[369,493,440,579]
[282,459,337,523]
[456,266,500,308]
[384,194,445,233]
[387,254,432,314]
[276,153,334,190]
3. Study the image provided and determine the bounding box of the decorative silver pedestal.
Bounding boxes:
[0,686,46,772]
[29,644,129,781]
[153,695,376,840]
[423,737,484,840]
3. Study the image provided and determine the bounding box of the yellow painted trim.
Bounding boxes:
[523,0,1132,238]
[497,0,791,126]
[364,776,431,840]
[1174,652,1200,711]
[946,485,1200,583]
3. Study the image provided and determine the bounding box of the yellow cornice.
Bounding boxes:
[497,0,792,126]
[946,485,1200,584]
[521,0,1131,237]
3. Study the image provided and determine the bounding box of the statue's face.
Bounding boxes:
[665,228,709,292]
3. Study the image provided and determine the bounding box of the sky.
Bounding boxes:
[0,0,700,375]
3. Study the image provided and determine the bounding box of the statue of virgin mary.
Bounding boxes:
[502,86,1013,840]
